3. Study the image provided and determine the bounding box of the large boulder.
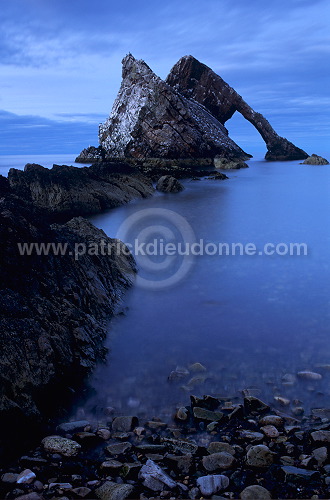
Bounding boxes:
[98,54,250,161]
[166,55,309,161]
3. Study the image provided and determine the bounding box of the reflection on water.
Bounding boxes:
[73,156,330,421]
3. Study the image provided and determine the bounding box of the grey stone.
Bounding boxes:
[139,459,177,491]
[281,465,320,482]
[244,397,270,415]
[111,416,138,433]
[240,484,272,499]
[70,487,92,498]
[2,472,18,483]
[162,437,198,454]
[193,407,224,421]
[297,370,322,380]
[246,445,274,467]
[156,176,184,193]
[197,475,229,496]
[312,446,327,466]
[95,481,134,500]
[16,469,36,484]
[207,442,235,455]
[259,415,284,428]
[42,435,81,457]
[57,420,90,434]
[202,452,235,471]
[302,154,329,165]
[311,430,330,443]
[106,442,132,456]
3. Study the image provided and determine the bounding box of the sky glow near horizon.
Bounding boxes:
[0,0,329,155]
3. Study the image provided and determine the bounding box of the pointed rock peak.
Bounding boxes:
[122,53,154,80]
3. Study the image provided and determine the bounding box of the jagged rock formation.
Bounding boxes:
[98,54,250,160]
[0,191,136,458]
[8,162,153,218]
[166,56,309,161]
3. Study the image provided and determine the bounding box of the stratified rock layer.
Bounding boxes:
[98,54,250,160]
[166,55,309,161]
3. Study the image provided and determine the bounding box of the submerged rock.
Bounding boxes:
[167,55,308,161]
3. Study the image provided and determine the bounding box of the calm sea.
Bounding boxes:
[2,152,330,420]
[66,152,330,421]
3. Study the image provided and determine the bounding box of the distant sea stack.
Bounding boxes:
[77,54,308,164]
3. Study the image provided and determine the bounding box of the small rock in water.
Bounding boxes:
[274,396,290,406]
[197,474,229,496]
[188,362,206,373]
[240,484,272,499]
[42,436,81,457]
[16,469,36,484]
[168,366,189,382]
[281,373,297,386]
[175,407,189,420]
[297,370,322,380]
[156,175,184,193]
[127,397,140,408]
[302,154,329,165]
[291,406,304,416]
[71,487,92,498]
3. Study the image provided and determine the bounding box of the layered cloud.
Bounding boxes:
[1,0,329,154]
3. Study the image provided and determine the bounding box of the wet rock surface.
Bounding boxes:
[2,394,330,499]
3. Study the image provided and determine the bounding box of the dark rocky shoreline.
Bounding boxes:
[1,394,330,499]
[0,159,228,463]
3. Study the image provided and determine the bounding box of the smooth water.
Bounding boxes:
[71,155,330,421]
[0,154,87,176]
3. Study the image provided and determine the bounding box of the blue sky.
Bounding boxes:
[0,0,329,155]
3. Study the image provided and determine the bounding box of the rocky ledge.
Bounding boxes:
[1,394,330,499]
[7,162,154,219]
[0,189,137,460]
[0,161,157,459]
